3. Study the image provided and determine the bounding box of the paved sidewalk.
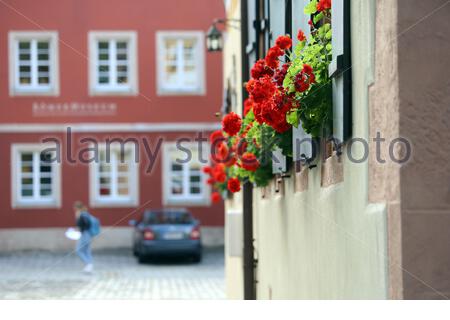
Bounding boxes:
[0,247,225,299]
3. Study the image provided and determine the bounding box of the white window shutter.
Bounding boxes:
[329,0,352,143]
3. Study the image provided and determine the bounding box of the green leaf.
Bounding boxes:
[286,110,299,127]
[313,12,324,24]
[304,0,318,15]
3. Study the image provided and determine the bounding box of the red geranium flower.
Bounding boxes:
[222,112,242,136]
[247,75,276,103]
[210,130,224,143]
[211,191,221,203]
[250,59,274,80]
[202,166,212,174]
[207,177,214,185]
[302,63,313,75]
[274,63,290,87]
[216,142,230,161]
[227,177,241,193]
[265,46,284,69]
[317,0,331,12]
[297,29,306,42]
[294,66,315,93]
[212,164,226,183]
[241,152,260,172]
[294,73,310,92]
[275,35,292,50]
[243,98,254,116]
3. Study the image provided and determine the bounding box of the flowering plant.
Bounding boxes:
[284,0,333,137]
[204,0,332,202]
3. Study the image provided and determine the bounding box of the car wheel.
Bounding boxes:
[192,253,202,263]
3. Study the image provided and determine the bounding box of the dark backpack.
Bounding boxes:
[85,212,101,237]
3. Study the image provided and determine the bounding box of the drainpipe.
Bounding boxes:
[240,0,256,300]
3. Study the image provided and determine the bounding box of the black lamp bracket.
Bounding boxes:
[213,18,241,30]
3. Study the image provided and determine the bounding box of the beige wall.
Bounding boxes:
[224,0,450,299]
[222,0,245,300]
[251,0,393,299]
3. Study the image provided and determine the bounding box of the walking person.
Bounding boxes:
[74,201,94,273]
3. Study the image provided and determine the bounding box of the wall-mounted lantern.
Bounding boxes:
[206,23,223,52]
[206,19,240,52]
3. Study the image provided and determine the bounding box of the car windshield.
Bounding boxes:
[143,211,193,225]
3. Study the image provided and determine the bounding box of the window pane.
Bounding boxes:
[18,42,32,85]
[171,162,182,171]
[21,189,33,197]
[190,186,201,194]
[98,41,109,50]
[99,177,111,185]
[183,39,196,61]
[20,152,34,197]
[19,41,30,49]
[100,187,111,195]
[171,177,183,195]
[37,42,49,49]
[165,39,178,62]
[40,190,51,196]
[40,177,52,185]
[99,163,111,173]
[21,153,33,162]
[118,176,128,184]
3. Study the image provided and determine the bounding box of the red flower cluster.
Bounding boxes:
[245,37,297,133]
[274,63,290,87]
[211,191,221,203]
[222,112,242,136]
[227,177,241,193]
[243,98,254,116]
[210,130,224,144]
[255,93,293,133]
[294,64,315,93]
[265,46,284,69]
[240,152,260,172]
[275,35,292,50]
[251,59,274,80]
[317,0,331,12]
[297,29,306,42]
[246,75,277,104]
[203,162,226,185]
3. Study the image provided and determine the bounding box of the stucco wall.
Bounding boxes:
[223,0,245,300]
[251,0,390,299]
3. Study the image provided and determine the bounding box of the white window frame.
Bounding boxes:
[11,143,62,208]
[8,31,59,96]
[156,31,205,96]
[89,142,139,207]
[162,142,210,206]
[88,31,138,96]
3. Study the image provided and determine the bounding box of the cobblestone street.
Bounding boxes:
[0,248,225,299]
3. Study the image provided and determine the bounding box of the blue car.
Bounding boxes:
[130,209,202,263]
